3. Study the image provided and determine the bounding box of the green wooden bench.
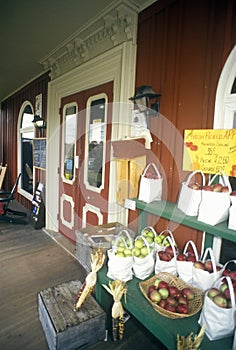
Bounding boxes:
[95,265,234,350]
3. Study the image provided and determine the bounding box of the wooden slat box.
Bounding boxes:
[38,280,106,350]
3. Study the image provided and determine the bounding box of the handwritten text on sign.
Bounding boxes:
[183,129,236,176]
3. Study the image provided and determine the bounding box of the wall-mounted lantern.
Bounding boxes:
[129,85,161,128]
[32,115,47,137]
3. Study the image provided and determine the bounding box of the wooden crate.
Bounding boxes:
[38,280,106,350]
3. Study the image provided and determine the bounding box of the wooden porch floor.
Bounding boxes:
[0,204,166,350]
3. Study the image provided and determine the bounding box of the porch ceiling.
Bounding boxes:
[0,0,154,103]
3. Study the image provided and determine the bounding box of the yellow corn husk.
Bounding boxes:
[102,280,127,341]
[74,247,106,311]
[177,325,205,350]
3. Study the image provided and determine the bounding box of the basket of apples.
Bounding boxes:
[139,272,204,319]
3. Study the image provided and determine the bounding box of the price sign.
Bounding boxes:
[183,129,236,176]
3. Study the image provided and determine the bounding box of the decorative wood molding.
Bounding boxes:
[40,1,138,79]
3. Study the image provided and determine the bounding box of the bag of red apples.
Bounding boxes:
[138,163,163,203]
[192,247,223,291]
[176,240,199,285]
[155,235,178,276]
[177,170,205,216]
[198,276,235,340]
[197,172,232,226]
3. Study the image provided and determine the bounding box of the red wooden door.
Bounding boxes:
[58,82,113,242]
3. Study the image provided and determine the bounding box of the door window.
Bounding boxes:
[63,105,77,181]
[86,97,106,189]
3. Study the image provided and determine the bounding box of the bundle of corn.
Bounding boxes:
[74,247,106,310]
[102,280,127,341]
[177,325,205,350]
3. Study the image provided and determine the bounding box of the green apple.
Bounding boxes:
[134,239,144,249]
[116,252,125,257]
[123,248,132,256]
[147,230,155,239]
[154,236,163,245]
[117,246,125,253]
[132,247,141,257]
[141,247,148,256]
[145,236,153,245]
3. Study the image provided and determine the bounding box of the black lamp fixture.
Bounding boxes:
[129,85,161,128]
[32,115,46,137]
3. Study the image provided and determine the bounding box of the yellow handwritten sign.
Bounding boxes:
[183,129,236,176]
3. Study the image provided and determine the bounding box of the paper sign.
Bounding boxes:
[183,129,236,176]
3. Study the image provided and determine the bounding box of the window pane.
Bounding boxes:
[87,98,105,187]
[64,106,76,180]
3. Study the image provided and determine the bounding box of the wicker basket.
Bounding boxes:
[139,272,204,319]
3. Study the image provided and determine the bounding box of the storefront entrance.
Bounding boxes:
[58,82,113,242]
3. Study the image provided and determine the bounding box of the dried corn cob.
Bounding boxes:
[74,247,105,311]
[102,280,127,341]
[177,325,205,350]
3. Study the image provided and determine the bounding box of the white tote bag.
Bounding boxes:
[155,236,178,275]
[138,163,163,203]
[177,170,205,216]
[198,276,236,341]
[198,172,231,226]
[192,247,223,291]
[132,236,155,280]
[176,240,199,284]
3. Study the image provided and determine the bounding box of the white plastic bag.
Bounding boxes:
[198,172,231,226]
[192,247,223,291]
[176,240,199,284]
[107,229,134,282]
[132,236,155,280]
[177,170,205,216]
[198,276,236,340]
[138,163,162,203]
[155,236,178,275]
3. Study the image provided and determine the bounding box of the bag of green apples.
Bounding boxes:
[107,229,134,282]
[140,226,157,247]
[198,276,235,340]
[176,240,199,284]
[155,235,178,275]
[153,229,176,253]
[132,236,155,280]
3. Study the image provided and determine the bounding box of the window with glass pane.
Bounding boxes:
[87,98,105,188]
[20,105,34,194]
[64,106,76,180]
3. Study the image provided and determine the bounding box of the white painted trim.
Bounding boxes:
[82,203,103,228]
[60,193,74,229]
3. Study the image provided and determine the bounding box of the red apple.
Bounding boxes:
[158,251,173,262]
[158,299,167,308]
[222,186,229,192]
[204,260,213,273]
[202,185,213,191]
[149,290,162,303]
[186,255,197,262]
[189,182,200,190]
[158,281,169,289]
[182,287,195,301]
[177,253,187,261]
[178,296,188,305]
[222,268,231,277]
[223,288,231,300]
[230,271,236,281]
[164,303,176,312]
[168,286,180,297]
[159,288,169,300]
[148,285,157,294]
[213,294,228,308]
[212,183,223,192]
[230,191,236,196]
[166,296,178,306]
[193,261,205,270]
[207,287,220,299]
[175,291,184,300]
[176,303,189,314]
